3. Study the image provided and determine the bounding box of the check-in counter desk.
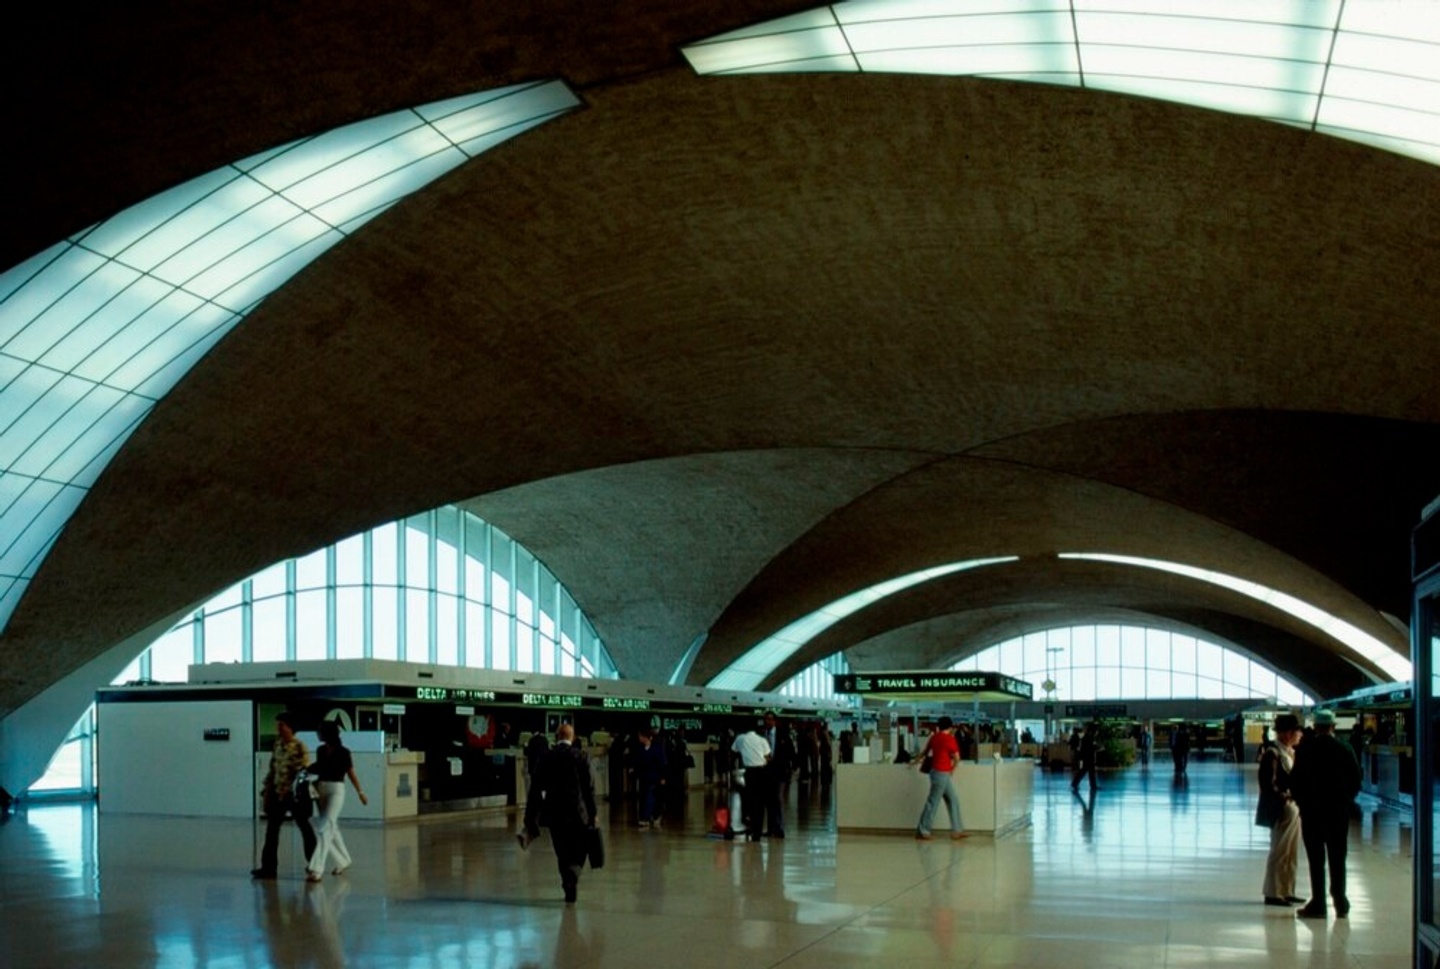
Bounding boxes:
[1364,745,1414,807]
[836,760,1033,836]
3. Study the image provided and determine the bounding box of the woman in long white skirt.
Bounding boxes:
[306,720,369,882]
[1258,714,1303,906]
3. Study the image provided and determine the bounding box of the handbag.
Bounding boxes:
[291,770,318,820]
[919,747,934,774]
[585,826,606,870]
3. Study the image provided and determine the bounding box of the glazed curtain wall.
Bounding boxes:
[953,624,1315,706]
[119,505,617,684]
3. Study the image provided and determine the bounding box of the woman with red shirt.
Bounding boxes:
[915,716,967,840]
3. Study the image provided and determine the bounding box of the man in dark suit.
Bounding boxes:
[521,723,598,903]
[1289,709,1362,919]
[763,712,793,838]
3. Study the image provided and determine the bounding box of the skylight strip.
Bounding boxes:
[109,173,276,276]
[706,556,1017,691]
[0,247,109,352]
[682,0,1438,170]
[3,382,127,479]
[260,126,457,214]
[0,80,581,640]
[87,296,228,396]
[858,45,1078,78]
[63,399,152,490]
[38,274,177,376]
[841,11,1075,51]
[12,260,145,370]
[41,393,152,485]
[202,230,344,324]
[308,150,469,230]
[1312,125,1440,166]
[151,197,315,300]
[1058,553,1412,681]
[682,27,855,75]
[0,577,27,631]
[184,214,337,307]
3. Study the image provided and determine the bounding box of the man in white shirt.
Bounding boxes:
[731,721,771,842]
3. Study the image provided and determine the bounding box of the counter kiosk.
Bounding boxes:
[94,658,849,820]
[831,671,1035,836]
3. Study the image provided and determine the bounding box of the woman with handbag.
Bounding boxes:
[915,717,966,841]
[305,719,369,883]
[1257,713,1304,906]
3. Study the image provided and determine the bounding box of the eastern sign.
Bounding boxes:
[833,671,1032,700]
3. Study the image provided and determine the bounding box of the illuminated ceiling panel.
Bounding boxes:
[707,557,1019,691]
[0,80,581,633]
[1060,553,1413,682]
[682,0,1440,166]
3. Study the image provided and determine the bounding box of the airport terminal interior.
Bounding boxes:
[3,2,1440,967]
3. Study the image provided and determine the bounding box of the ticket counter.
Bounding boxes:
[835,760,1033,836]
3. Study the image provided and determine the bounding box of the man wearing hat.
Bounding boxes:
[1287,709,1362,918]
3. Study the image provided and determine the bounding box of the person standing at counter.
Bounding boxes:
[732,720,771,842]
[915,716,966,841]
[1289,709,1361,919]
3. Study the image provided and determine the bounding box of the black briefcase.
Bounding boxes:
[586,826,605,870]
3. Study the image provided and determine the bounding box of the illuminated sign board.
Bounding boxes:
[833,671,1032,700]
[412,687,497,703]
[522,693,585,708]
[602,697,651,711]
[695,703,733,714]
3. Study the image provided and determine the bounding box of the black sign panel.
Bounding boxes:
[833,671,1032,700]
[1065,704,1129,718]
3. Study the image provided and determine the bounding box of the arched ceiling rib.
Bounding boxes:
[766,563,1368,701]
[2,18,1439,730]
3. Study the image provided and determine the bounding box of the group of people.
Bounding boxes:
[252,712,369,883]
[729,713,791,840]
[1255,709,1362,918]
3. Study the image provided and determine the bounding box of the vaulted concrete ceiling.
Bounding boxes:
[3,1,1439,729]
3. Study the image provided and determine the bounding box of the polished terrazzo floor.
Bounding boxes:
[0,760,1414,968]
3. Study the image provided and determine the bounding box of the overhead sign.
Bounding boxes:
[1065,704,1129,718]
[834,671,1032,701]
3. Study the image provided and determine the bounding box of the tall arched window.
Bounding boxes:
[952,625,1314,705]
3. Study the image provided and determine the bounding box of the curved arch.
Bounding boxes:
[683,2,1440,166]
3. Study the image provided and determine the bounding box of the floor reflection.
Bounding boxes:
[0,760,1414,968]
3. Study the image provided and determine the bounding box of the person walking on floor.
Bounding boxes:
[630,727,666,829]
[305,719,369,883]
[1171,722,1191,777]
[1289,709,1362,919]
[1071,721,1100,792]
[915,716,967,841]
[252,711,317,879]
[520,723,599,904]
[1256,713,1304,907]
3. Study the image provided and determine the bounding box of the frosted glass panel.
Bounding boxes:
[683,0,1440,173]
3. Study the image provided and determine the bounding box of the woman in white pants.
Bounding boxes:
[306,720,369,883]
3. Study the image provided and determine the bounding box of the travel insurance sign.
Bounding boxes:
[833,671,1032,701]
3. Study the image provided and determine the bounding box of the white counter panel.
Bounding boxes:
[836,761,1032,835]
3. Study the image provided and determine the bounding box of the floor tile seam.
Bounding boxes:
[757,864,968,968]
